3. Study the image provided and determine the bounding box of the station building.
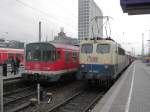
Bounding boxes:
[53,28,79,46]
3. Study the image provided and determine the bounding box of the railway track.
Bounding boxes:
[47,89,105,112]
[3,78,31,94]
[4,86,35,97]
[4,81,84,112]
[4,86,36,112]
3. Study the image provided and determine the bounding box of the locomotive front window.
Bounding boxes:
[97,44,110,54]
[81,44,93,53]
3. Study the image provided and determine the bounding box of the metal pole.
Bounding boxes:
[142,33,144,56]
[149,30,150,56]
[39,21,41,42]
[0,77,3,112]
[37,83,40,104]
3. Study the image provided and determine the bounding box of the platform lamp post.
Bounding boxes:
[36,74,40,104]
[142,33,145,57]
[0,76,3,112]
[37,21,42,104]
[147,40,150,56]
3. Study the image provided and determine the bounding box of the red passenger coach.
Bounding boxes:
[22,42,79,82]
[0,48,24,65]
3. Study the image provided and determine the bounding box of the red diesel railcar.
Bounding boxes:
[22,42,79,82]
[0,48,24,65]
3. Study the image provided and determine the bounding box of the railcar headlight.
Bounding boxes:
[44,67,51,70]
[26,66,30,69]
[104,65,108,69]
[81,65,85,68]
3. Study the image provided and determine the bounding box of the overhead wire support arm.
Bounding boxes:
[90,16,113,39]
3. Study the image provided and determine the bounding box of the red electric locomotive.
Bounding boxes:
[22,42,79,82]
[0,48,24,65]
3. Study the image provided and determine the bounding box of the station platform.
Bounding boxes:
[2,74,22,80]
[0,70,22,81]
[0,65,24,80]
[92,61,150,112]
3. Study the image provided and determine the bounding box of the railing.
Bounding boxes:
[0,64,24,76]
[6,64,24,73]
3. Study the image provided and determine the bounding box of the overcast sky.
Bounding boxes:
[0,0,150,55]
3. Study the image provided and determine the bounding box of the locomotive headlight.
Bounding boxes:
[81,65,85,68]
[104,65,108,69]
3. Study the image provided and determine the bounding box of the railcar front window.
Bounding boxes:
[43,50,50,61]
[97,44,110,54]
[26,50,56,61]
[26,43,56,61]
[81,44,93,53]
[26,50,41,61]
[43,50,56,61]
[32,50,42,61]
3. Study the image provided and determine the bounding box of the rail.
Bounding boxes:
[47,90,105,112]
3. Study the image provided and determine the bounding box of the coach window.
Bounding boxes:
[81,44,93,53]
[8,53,14,60]
[16,54,21,59]
[72,52,77,62]
[52,50,56,61]
[65,51,70,63]
[56,51,61,60]
[26,51,32,61]
[8,53,13,58]
[118,47,125,55]
[97,44,110,54]
[6,53,13,63]
[43,50,56,61]
[43,50,50,61]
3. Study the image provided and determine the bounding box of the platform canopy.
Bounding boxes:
[120,0,150,15]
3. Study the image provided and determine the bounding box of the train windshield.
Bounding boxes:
[81,44,93,53]
[26,43,56,61]
[97,44,110,54]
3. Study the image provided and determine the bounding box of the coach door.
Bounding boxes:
[115,46,118,75]
[65,51,70,71]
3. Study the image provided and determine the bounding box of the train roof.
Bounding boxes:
[80,38,116,44]
[27,42,79,51]
[0,48,24,53]
[80,37,115,41]
[51,42,79,50]
[80,38,125,50]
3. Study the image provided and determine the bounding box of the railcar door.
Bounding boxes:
[65,51,70,72]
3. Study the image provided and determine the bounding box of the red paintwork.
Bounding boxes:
[25,43,79,72]
[0,48,24,65]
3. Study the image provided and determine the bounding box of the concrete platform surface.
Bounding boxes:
[0,66,24,80]
[2,74,21,80]
[92,61,150,112]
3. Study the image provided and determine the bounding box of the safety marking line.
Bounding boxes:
[125,64,135,112]
[99,64,134,112]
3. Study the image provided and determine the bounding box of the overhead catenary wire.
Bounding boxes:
[15,0,77,31]
[52,0,78,19]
